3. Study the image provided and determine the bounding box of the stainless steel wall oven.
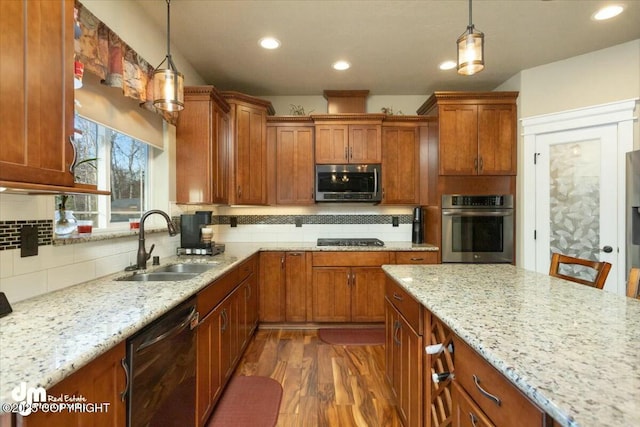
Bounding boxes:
[441,195,514,263]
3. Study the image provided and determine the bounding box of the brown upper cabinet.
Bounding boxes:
[381,119,426,205]
[418,92,519,176]
[0,0,76,188]
[267,118,315,205]
[313,115,384,164]
[176,86,230,204]
[222,92,275,205]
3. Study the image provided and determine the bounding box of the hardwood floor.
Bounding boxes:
[233,329,402,427]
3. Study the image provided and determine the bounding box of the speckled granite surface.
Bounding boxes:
[382,264,640,427]
[0,241,436,405]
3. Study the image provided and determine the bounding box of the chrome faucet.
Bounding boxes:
[130,210,177,270]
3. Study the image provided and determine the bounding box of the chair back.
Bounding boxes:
[549,253,612,289]
[627,267,640,299]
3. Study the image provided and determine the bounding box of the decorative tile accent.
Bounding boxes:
[213,214,412,226]
[0,220,53,251]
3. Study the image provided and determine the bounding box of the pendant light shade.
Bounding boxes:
[153,0,184,112]
[457,0,484,76]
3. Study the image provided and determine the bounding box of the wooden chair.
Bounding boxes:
[548,253,612,289]
[627,267,640,299]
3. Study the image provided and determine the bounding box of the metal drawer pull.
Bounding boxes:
[120,358,130,401]
[470,412,479,427]
[473,374,502,406]
[392,292,404,301]
[410,257,424,261]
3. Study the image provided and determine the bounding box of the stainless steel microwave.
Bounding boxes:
[315,164,382,202]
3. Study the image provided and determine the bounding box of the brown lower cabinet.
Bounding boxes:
[259,251,309,322]
[196,255,258,426]
[20,342,127,427]
[311,252,389,323]
[385,277,423,427]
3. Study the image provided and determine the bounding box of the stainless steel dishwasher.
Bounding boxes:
[125,296,199,427]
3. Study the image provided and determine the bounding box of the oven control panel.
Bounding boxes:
[443,195,513,209]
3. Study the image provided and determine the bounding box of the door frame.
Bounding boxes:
[521,99,637,295]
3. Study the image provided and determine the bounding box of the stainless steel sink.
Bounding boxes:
[155,263,217,274]
[117,272,199,282]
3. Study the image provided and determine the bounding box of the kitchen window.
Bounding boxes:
[56,115,150,230]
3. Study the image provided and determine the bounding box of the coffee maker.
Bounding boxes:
[412,207,424,244]
[178,211,223,255]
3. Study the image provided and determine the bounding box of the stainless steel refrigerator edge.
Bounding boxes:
[627,150,640,276]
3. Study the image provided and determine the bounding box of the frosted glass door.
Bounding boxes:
[535,125,618,291]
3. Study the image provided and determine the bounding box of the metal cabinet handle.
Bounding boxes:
[470,412,479,427]
[344,146,348,160]
[221,308,228,332]
[474,157,478,173]
[349,146,353,159]
[392,292,404,301]
[479,157,483,173]
[410,257,424,262]
[473,374,502,406]
[393,320,401,345]
[289,252,302,256]
[68,136,78,174]
[238,186,242,198]
[120,358,130,401]
[346,271,351,286]
[281,256,285,269]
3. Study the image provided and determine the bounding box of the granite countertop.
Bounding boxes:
[0,241,437,404]
[382,264,640,427]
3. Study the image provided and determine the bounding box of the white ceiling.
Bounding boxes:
[135,0,640,96]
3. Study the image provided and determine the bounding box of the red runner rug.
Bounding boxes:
[207,375,282,427]
[318,327,385,346]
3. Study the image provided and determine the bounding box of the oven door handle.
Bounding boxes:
[442,211,513,217]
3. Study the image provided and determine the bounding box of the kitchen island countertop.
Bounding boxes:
[382,263,640,427]
[0,241,436,404]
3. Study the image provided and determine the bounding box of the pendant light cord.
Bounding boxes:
[468,0,473,29]
[166,0,171,58]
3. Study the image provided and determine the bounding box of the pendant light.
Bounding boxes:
[457,0,484,76]
[153,0,184,112]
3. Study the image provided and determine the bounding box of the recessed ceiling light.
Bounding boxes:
[592,5,624,20]
[259,37,281,49]
[332,60,351,71]
[439,61,457,71]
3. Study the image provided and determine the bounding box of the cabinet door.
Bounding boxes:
[385,299,398,393]
[259,252,286,322]
[21,342,126,427]
[196,306,223,426]
[235,104,267,204]
[176,94,214,203]
[349,124,382,163]
[311,267,351,322]
[439,105,478,175]
[382,127,420,204]
[0,0,75,186]
[243,272,259,342]
[315,125,349,163]
[276,127,315,204]
[213,106,230,204]
[285,252,308,322]
[477,104,517,175]
[398,314,423,427]
[351,267,386,322]
[452,382,496,427]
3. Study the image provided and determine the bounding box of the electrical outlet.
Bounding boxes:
[295,217,303,227]
[230,217,238,228]
[392,216,399,227]
[20,225,38,257]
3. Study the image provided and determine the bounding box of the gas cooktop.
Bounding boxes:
[316,238,385,247]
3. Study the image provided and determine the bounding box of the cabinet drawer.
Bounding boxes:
[312,251,390,267]
[452,382,495,427]
[394,251,438,264]
[197,269,239,315]
[238,254,257,281]
[454,338,545,427]
[385,277,422,334]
